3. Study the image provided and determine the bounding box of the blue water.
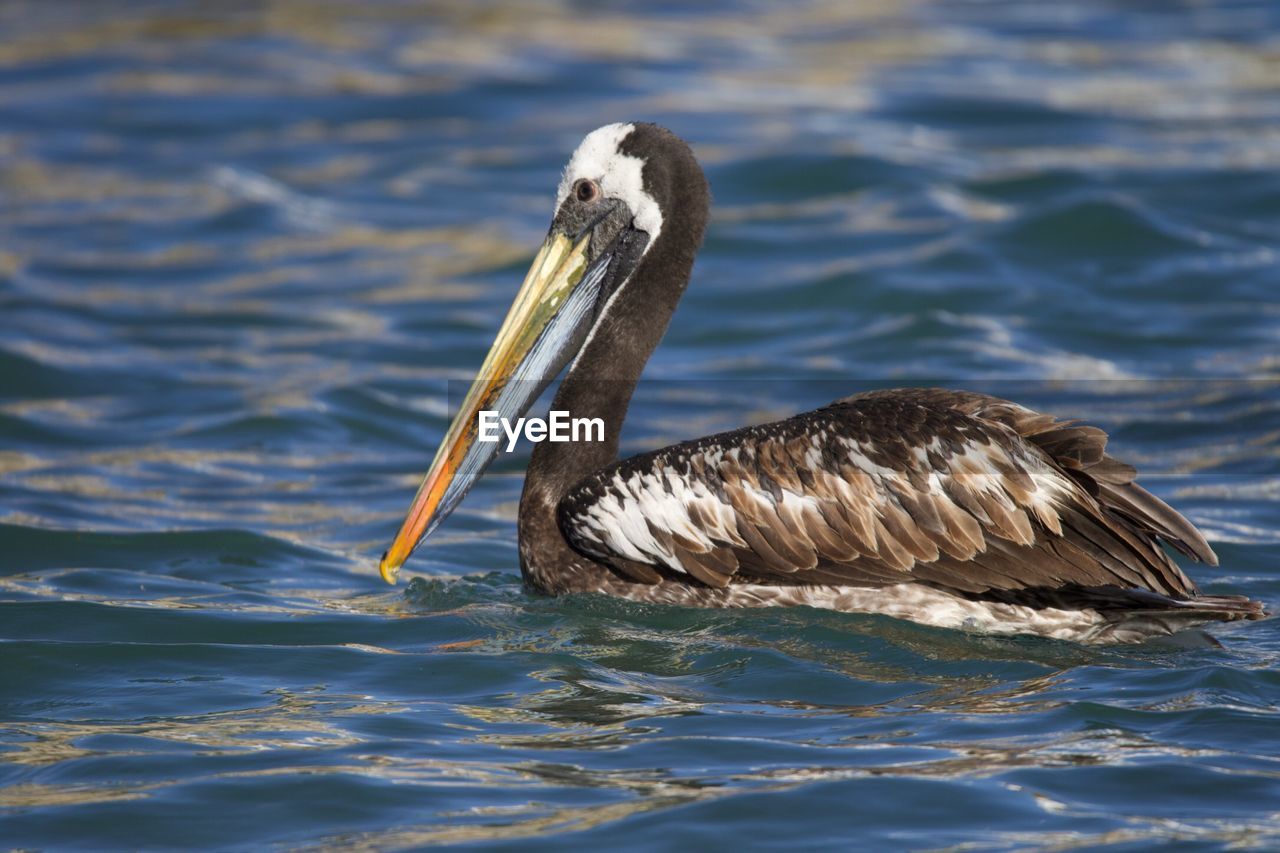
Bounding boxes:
[3,1,1280,848]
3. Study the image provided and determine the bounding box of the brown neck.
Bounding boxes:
[517,224,701,592]
[522,225,692,510]
[516,123,709,592]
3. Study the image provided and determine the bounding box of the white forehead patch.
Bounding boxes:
[555,122,663,240]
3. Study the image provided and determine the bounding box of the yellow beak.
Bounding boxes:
[380,232,592,583]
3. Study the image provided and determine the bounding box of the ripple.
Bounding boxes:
[2,0,1279,849]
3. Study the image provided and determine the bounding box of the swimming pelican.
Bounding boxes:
[379,123,1264,643]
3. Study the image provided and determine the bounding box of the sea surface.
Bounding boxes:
[2,1,1279,849]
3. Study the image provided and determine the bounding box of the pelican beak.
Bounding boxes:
[379,231,603,583]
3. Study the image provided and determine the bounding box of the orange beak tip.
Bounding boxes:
[378,549,401,585]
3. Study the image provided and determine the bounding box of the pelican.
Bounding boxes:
[379,123,1264,643]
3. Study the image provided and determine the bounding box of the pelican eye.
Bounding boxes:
[575,179,599,203]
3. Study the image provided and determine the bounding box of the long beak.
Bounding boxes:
[379,231,604,583]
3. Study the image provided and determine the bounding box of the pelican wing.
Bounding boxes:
[557,389,1213,598]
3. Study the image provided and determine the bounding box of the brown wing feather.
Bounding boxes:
[932,390,1215,570]
[558,388,1211,598]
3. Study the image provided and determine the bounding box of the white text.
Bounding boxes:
[477,410,605,452]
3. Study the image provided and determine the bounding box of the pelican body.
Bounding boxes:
[380,123,1264,644]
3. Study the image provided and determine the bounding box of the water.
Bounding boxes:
[3,1,1279,848]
